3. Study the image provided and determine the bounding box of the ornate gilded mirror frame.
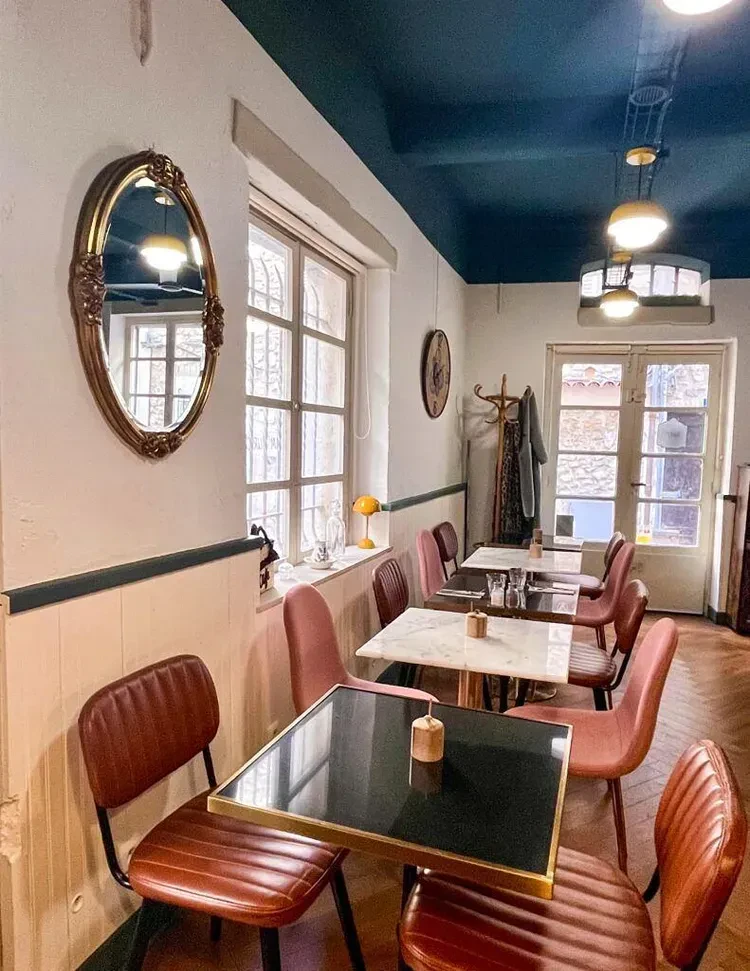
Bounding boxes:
[70,150,224,458]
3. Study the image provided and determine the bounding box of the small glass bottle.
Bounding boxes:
[326,498,347,560]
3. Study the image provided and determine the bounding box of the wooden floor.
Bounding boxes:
[144,614,750,970]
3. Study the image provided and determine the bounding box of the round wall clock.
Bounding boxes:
[421,329,451,418]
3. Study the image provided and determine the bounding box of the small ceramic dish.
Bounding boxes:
[304,557,335,571]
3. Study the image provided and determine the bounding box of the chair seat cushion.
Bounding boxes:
[129,792,345,926]
[400,846,656,971]
[568,641,617,688]
[539,572,603,598]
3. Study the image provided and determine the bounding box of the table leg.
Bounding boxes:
[457,671,484,708]
[499,676,509,713]
[515,679,530,707]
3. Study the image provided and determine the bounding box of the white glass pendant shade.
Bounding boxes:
[141,234,188,271]
[607,200,669,250]
[601,287,639,319]
[663,0,733,13]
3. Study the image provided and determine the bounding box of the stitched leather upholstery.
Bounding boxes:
[574,542,635,628]
[399,846,656,971]
[540,532,625,599]
[509,617,678,778]
[655,740,747,967]
[284,583,434,714]
[373,557,410,627]
[432,521,459,570]
[416,529,446,600]
[567,640,617,687]
[78,654,219,808]
[603,532,626,579]
[129,792,346,926]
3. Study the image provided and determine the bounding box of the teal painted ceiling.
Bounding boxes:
[223,0,750,283]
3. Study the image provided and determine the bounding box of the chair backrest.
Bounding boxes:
[602,531,626,580]
[613,616,679,775]
[373,557,410,628]
[655,740,747,968]
[283,583,347,714]
[78,655,220,809]
[613,578,649,655]
[432,521,460,577]
[416,529,446,600]
[597,541,635,617]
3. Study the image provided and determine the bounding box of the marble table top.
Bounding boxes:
[462,547,583,575]
[356,607,571,683]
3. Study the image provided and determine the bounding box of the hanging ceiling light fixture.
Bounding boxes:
[601,287,640,319]
[607,146,670,250]
[663,0,734,14]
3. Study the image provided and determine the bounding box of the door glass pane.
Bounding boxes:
[246,406,290,484]
[302,412,344,477]
[247,489,289,558]
[639,457,703,501]
[558,410,619,452]
[248,224,292,320]
[303,336,345,407]
[641,411,706,454]
[304,258,347,340]
[645,363,710,408]
[637,502,700,547]
[560,363,622,406]
[174,325,204,359]
[132,359,166,395]
[555,499,614,542]
[629,264,652,296]
[556,454,617,497]
[173,359,201,399]
[131,324,167,357]
[246,318,292,400]
[300,481,343,553]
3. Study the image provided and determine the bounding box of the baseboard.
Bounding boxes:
[77,906,175,971]
[706,605,731,627]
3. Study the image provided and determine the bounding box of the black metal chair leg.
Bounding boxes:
[515,679,530,707]
[259,927,282,971]
[498,676,509,713]
[209,915,222,942]
[482,675,494,711]
[331,868,366,970]
[592,687,608,711]
[127,900,164,971]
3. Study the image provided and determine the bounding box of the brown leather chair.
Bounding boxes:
[432,521,460,578]
[400,739,747,971]
[568,578,649,710]
[373,556,410,627]
[78,655,365,971]
[573,541,635,650]
[541,530,625,598]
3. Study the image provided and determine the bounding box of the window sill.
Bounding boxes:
[257,544,393,613]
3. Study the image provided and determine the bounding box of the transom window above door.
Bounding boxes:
[246,213,353,563]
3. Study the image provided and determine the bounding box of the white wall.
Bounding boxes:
[0,0,467,591]
[464,279,749,603]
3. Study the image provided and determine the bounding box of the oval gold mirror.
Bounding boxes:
[70,151,223,458]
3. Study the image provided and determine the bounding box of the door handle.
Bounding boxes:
[630,481,646,488]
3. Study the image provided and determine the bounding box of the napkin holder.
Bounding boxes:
[411,701,445,763]
[465,609,488,638]
[529,542,543,559]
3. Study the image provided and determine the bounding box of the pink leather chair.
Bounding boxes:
[541,531,625,599]
[400,739,746,971]
[574,541,635,650]
[509,616,679,871]
[283,583,435,714]
[416,529,446,601]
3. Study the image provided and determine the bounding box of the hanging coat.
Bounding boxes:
[519,387,548,524]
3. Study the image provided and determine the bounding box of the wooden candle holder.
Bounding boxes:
[529,542,543,559]
[465,609,488,638]
[411,700,445,763]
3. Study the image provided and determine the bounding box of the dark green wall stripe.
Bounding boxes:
[3,537,264,615]
[381,482,466,513]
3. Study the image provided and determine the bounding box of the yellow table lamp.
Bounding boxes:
[352,495,381,549]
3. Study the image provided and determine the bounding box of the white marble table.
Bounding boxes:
[462,546,583,575]
[357,607,572,708]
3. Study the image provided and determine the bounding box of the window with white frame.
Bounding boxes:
[246,213,352,563]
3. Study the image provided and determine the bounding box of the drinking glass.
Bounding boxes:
[507,567,527,609]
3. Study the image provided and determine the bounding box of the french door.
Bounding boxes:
[545,344,725,613]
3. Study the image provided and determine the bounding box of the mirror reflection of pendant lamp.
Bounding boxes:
[140,189,188,272]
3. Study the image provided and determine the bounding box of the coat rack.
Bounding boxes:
[474,374,521,542]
